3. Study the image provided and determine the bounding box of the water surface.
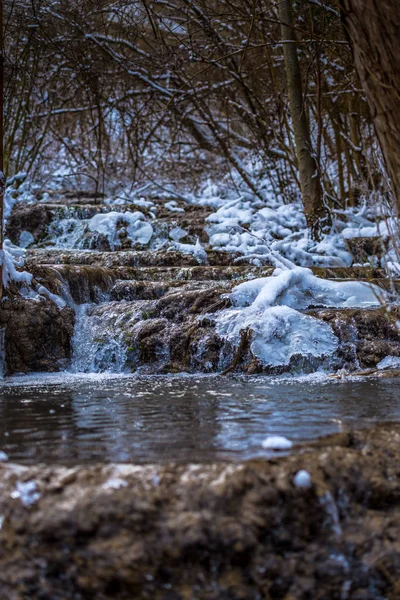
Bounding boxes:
[0,374,399,465]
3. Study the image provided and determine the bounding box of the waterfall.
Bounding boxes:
[70,303,129,373]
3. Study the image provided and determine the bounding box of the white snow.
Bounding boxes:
[261,435,293,450]
[88,211,153,249]
[1,240,33,288]
[171,239,208,264]
[37,285,67,310]
[0,451,8,462]
[376,355,400,370]
[230,258,382,310]
[293,470,312,488]
[214,253,382,368]
[169,226,188,241]
[217,305,339,367]
[205,196,355,267]
[19,231,35,248]
[103,477,128,490]
[164,200,184,213]
[11,480,40,506]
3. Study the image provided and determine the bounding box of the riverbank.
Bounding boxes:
[0,423,399,599]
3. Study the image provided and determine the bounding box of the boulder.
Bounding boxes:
[0,295,75,374]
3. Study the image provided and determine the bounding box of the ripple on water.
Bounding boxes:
[0,373,399,465]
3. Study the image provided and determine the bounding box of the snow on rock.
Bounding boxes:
[88,211,153,249]
[19,231,35,248]
[0,240,65,310]
[214,253,382,368]
[103,477,128,490]
[205,196,353,267]
[377,355,400,370]
[230,255,382,310]
[294,470,312,489]
[164,200,184,213]
[11,480,40,506]
[1,240,33,288]
[169,226,188,241]
[262,435,293,450]
[171,239,208,264]
[37,285,66,310]
[217,305,338,367]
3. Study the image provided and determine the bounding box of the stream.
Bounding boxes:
[0,373,399,465]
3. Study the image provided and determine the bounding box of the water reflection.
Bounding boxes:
[0,374,399,465]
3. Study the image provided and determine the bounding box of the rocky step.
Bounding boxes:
[6,199,212,247]
[26,264,263,305]
[26,248,240,267]
[33,191,210,214]
[26,259,399,307]
[71,297,400,375]
[110,279,233,302]
[28,263,238,305]
[26,248,394,274]
[29,265,400,307]
[2,273,400,374]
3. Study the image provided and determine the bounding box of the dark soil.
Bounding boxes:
[1,424,400,599]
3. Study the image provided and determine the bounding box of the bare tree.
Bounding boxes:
[340,0,400,213]
[278,0,330,238]
[0,0,4,299]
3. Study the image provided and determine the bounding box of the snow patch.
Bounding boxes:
[103,477,128,490]
[294,470,312,488]
[171,239,208,264]
[377,355,400,370]
[88,211,153,249]
[1,240,33,288]
[262,435,293,450]
[214,254,381,369]
[11,480,40,506]
[164,200,184,213]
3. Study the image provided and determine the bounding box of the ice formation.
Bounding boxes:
[377,355,400,370]
[171,239,208,264]
[1,240,33,288]
[215,253,383,368]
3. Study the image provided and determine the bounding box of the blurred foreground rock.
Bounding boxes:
[0,424,400,599]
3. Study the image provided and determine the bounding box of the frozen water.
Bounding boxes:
[377,355,400,370]
[217,305,338,367]
[215,255,381,369]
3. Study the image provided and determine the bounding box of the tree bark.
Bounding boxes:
[0,0,4,301]
[340,0,400,213]
[278,0,328,239]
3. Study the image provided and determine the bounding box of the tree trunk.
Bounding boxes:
[0,0,4,301]
[278,0,328,239]
[340,0,400,213]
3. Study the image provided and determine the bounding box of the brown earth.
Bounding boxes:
[0,293,75,374]
[0,423,400,599]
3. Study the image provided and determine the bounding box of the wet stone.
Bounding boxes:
[0,293,75,374]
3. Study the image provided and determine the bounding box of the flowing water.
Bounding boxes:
[0,373,399,465]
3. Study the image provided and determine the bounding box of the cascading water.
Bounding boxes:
[70,300,158,373]
[71,303,129,373]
